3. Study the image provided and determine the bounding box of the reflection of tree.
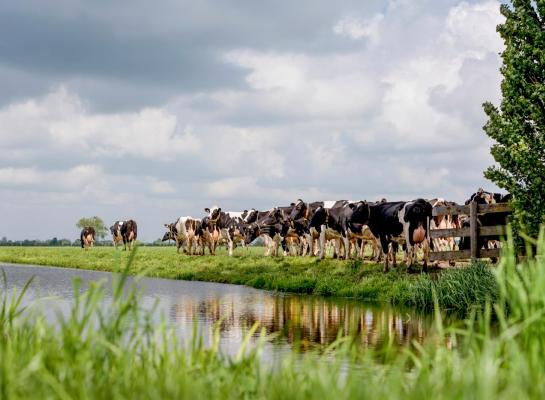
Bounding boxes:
[170,293,439,350]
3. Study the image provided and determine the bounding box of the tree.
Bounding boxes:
[76,216,108,239]
[483,1,545,240]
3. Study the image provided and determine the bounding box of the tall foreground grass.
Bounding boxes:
[1,236,545,399]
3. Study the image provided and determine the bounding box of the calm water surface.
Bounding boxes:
[1,263,451,358]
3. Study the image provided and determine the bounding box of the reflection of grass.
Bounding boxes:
[0,246,497,312]
[1,237,545,398]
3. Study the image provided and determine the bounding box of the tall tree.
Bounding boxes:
[76,216,108,239]
[483,1,545,239]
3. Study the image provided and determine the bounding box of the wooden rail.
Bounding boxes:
[429,202,510,262]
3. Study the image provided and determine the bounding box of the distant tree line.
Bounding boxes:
[0,236,174,247]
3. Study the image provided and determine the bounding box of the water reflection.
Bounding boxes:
[168,292,441,350]
[1,263,452,357]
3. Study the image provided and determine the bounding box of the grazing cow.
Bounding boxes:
[80,227,96,249]
[245,208,286,256]
[162,217,202,255]
[367,199,433,272]
[110,221,124,248]
[309,201,371,259]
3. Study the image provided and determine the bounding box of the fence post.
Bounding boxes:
[470,201,478,261]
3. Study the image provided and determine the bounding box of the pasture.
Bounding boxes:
[0,246,497,313]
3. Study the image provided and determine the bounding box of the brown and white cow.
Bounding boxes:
[110,221,124,248]
[80,227,96,249]
[163,217,202,255]
[111,220,137,250]
[202,207,250,256]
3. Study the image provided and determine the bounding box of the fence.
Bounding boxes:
[429,202,511,262]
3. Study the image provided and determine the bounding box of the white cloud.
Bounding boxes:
[0,87,201,160]
[333,14,384,43]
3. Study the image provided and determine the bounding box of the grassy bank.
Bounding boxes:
[1,238,545,398]
[0,246,497,312]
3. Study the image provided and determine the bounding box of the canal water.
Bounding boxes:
[1,263,450,358]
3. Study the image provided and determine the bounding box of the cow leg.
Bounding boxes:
[422,239,429,272]
[318,226,327,259]
[378,235,389,272]
[342,236,350,260]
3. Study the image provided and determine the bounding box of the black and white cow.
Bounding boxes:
[288,200,342,256]
[80,227,96,249]
[244,208,286,256]
[111,220,137,250]
[367,199,433,272]
[162,217,203,255]
[309,201,371,259]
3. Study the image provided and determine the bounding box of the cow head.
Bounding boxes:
[162,223,177,241]
[467,188,496,205]
[244,208,258,223]
[348,201,370,229]
[244,223,260,244]
[260,208,283,227]
[289,199,307,220]
[205,206,222,222]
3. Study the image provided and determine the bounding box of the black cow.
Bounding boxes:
[367,199,433,272]
[121,220,138,250]
[244,208,287,256]
[80,227,96,249]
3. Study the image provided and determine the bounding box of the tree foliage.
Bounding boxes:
[483,1,545,239]
[76,216,108,239]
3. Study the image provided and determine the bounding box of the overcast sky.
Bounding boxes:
[0,0,505,241]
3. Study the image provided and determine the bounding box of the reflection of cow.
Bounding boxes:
[80,227,96,249]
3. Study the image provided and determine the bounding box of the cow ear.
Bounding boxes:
[164,224,169,227]
[218,208,222,213]
[290,202,295,207]
[348,203,355,209]
[243,209,248,213]
[205,208,210,213]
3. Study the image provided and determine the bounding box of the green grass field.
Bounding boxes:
[0,246,497,312]
[0,237,544,398]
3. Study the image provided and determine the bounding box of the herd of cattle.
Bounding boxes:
[79,189,510,272]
